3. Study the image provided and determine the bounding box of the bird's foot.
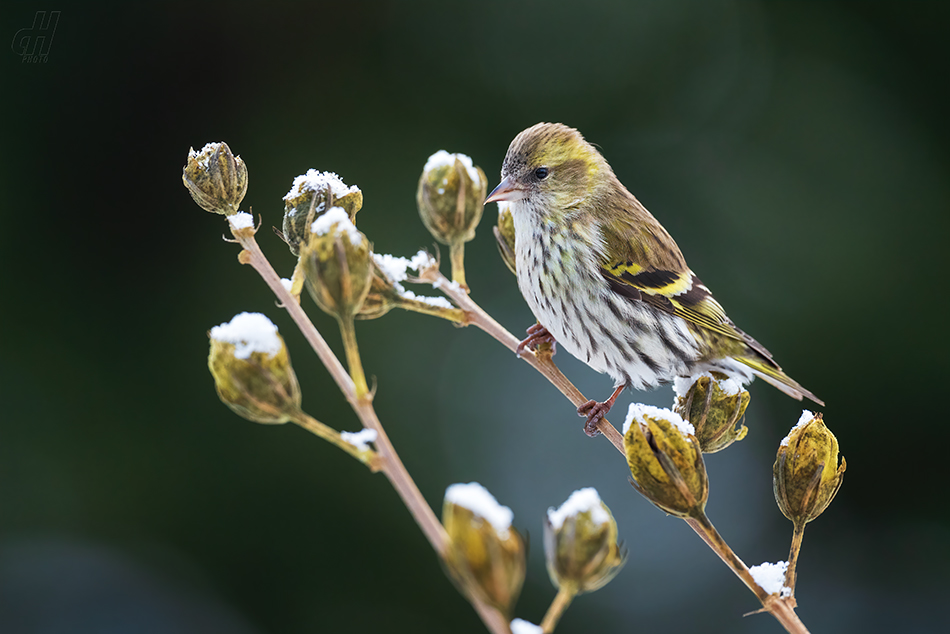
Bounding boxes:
[577,400,612,437]
[516,323,557,358]
[577,385,626,437]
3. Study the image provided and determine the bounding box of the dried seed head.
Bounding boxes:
[183,142,248,215]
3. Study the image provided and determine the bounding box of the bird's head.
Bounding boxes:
[485,123,610,215]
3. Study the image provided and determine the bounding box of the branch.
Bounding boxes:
[232,228,511,634]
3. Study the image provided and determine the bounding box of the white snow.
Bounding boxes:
[749,561,791,597]
[228,212,254,230]
[673,371,742,399]
[409,250,435,271]
[424,150,481,185]
[280,278,293,292]
[284,169,358,202]
[623,403,694,437]
[510,619,543,634]
[445,482,513,535]
[433,278,461,293]
[340,428,378,451]
[781,410,815,446]
[210,312,282,360]
[371,251,452,308]
[189,142,221,168]
[310,207,362,245]
[547,488,609,530]
[373,253,413,284]
[400,289,454,309]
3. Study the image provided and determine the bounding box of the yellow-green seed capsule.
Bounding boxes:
[774,411,846,525]
[443,482,525,617]
[356,261,402,320]
[543,488,626,594]
[281,170,362,256]
[417,151,487,246]
[299,207,373,320]
[208,312,300,424]
[623,404,708,517]
[182,142,248,215]
[673,372,750,453]
[493,202,517,275]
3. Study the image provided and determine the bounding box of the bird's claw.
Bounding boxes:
[516,323,557,358]
[577,399,611,437]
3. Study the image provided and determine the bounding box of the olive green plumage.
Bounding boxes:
[487,122,822,405]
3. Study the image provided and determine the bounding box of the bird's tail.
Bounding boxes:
[734,355,824,406]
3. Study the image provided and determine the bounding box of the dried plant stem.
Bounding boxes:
[686,513,809,633]
[450,241,467,288]
[289,409,379,469]
[338,316,369,398]
[395,296,467,322]
[429,272,625,451]
[785,521,806,599]
[540,587,576,633]
[234,230,511,634]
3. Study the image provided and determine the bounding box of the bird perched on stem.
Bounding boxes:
[485,123,822,437]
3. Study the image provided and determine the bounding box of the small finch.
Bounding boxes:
[485,123,823,436]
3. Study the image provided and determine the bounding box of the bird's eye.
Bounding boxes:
[534,167,549,180]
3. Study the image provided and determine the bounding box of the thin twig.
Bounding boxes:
[540,587,576,633]
[785,521,806,600]
[232,229,511,634]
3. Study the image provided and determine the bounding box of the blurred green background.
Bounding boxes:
[2,1,948,632]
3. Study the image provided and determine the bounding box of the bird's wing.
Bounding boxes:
[597,216,774,360]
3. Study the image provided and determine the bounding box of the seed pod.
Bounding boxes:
[208,312,300,424]
[493,202,517,275]
[673,372,750,453]
[543,488,626,594]
[774,411,846,525]
[417,150,486,246]
[281,169,362,256]
[182,142,248,215]
[443,482,525,617]
[623,403,707,517]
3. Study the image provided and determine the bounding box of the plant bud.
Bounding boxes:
[443,482,525,617]
[417,151,487,246]
[543,488,626,594]
[774,411,846,526]
[623,404,708,517]
[299,207,373,320]
[493,202,517,275]
[208,312,300,424]
[673,372,750,453]
[182,142,248,215]
[281,169,362,256]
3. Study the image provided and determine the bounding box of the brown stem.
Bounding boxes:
[540,586,576,633]
[233,230,510,634]
[289,410,380,470]
[688,513,810,634]
[786,521,806,597]
[430,272,625,452]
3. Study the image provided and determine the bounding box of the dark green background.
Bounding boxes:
[2,1,948,633]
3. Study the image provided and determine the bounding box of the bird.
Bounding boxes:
[484,122,823,437]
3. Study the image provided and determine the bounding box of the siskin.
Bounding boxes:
[485,123,822,436]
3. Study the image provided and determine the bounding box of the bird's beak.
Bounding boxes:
[484,176,524,204]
